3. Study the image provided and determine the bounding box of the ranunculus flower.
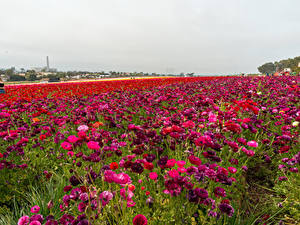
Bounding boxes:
[176,160,186,167]
[29,221,41,225]
[228,167,237,174]
[133,214,148,225]
[77,125,89,132]
[87,141,100,150]
[18,216,29,225]
[67,135,79,143]
[61,141,72,150]
[168,169,179,178]
[149,172,158,180]
[30,205,40,213]
[247,140,258,148]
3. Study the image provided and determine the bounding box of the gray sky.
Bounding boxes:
[0,0,299,74]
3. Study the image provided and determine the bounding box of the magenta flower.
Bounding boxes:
[29,221,41,225]
[168,169,179,178]
[67,135,79,143]
[18,216,29,225]
[228,167,237,174]
[99,191,113,206]
[247,140,258,148]
[30,205,40,213]
[208,112,217,123]
[149,172,158,180]
[61,141,72,150]
[176,160,186,168]
[87,141,100,150]
[133,214,148,225]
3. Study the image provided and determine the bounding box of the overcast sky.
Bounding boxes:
[0,0,299,74]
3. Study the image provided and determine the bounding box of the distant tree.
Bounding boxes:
[259,56,300,73]
[8,74,26,81]
[258,62,275,74]
[5,69,14,77]
[25,70,37,81]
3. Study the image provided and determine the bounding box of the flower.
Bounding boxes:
[18,216,29,225]
[176,160,186,168]
[168,169,179,178]
[247,141,258,148]
[67,135,79,143]
[87,141,100,150]
[61,142,72,150]
[29,221,41,225]
[133,214,148,225]
[99,191,113,206]
[149,172,158,180]
[110,162,119,170]
[218,203,234,217]
[77,125,89,132]
[188,155,201,166]
[292,121,299,127]
[228,167,237,174]
[30,205,40,213]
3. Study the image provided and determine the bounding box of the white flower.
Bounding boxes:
[292,121,299,127]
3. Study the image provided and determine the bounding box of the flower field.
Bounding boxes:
[0,76,299,225]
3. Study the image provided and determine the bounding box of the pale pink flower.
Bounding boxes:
[208,112,217,123]
[247,140,258,148]
[77,125,89,132]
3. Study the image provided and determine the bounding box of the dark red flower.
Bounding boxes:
[133,214,147,225]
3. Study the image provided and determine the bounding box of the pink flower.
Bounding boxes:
[247,141,258,148]
[61,141,72,150]
[29,222,41,225]
[87,141,100,150]
[188,155,202,166]
[104,170,116,183]
[133,214,148,225]
[178,167,187,173]
[208,112,217,123]
[18,216,29,225]
[166,159,176,168]
[67,151,74,157]
[77,125,89,132]
[182,120,195,128]
[228,167,237,174]
[168,169,179,178]
[30,205,40,213]
[149,172,158,180]
[176,161,186,168]
[67,135,79,143]
[113,173,132,186]
[99,191,113,206]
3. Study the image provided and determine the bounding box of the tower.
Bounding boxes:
[46,56,50,71]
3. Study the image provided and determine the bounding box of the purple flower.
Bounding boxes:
[218,203,234,217]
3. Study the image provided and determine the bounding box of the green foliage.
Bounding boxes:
[8,74,26,81]
[257,62,276,74]
[259,56,300,74]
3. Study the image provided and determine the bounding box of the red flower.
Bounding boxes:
[133,214,148,225]
[39,134,46,141]
[110,162,119,170]
[144,162,154,171]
